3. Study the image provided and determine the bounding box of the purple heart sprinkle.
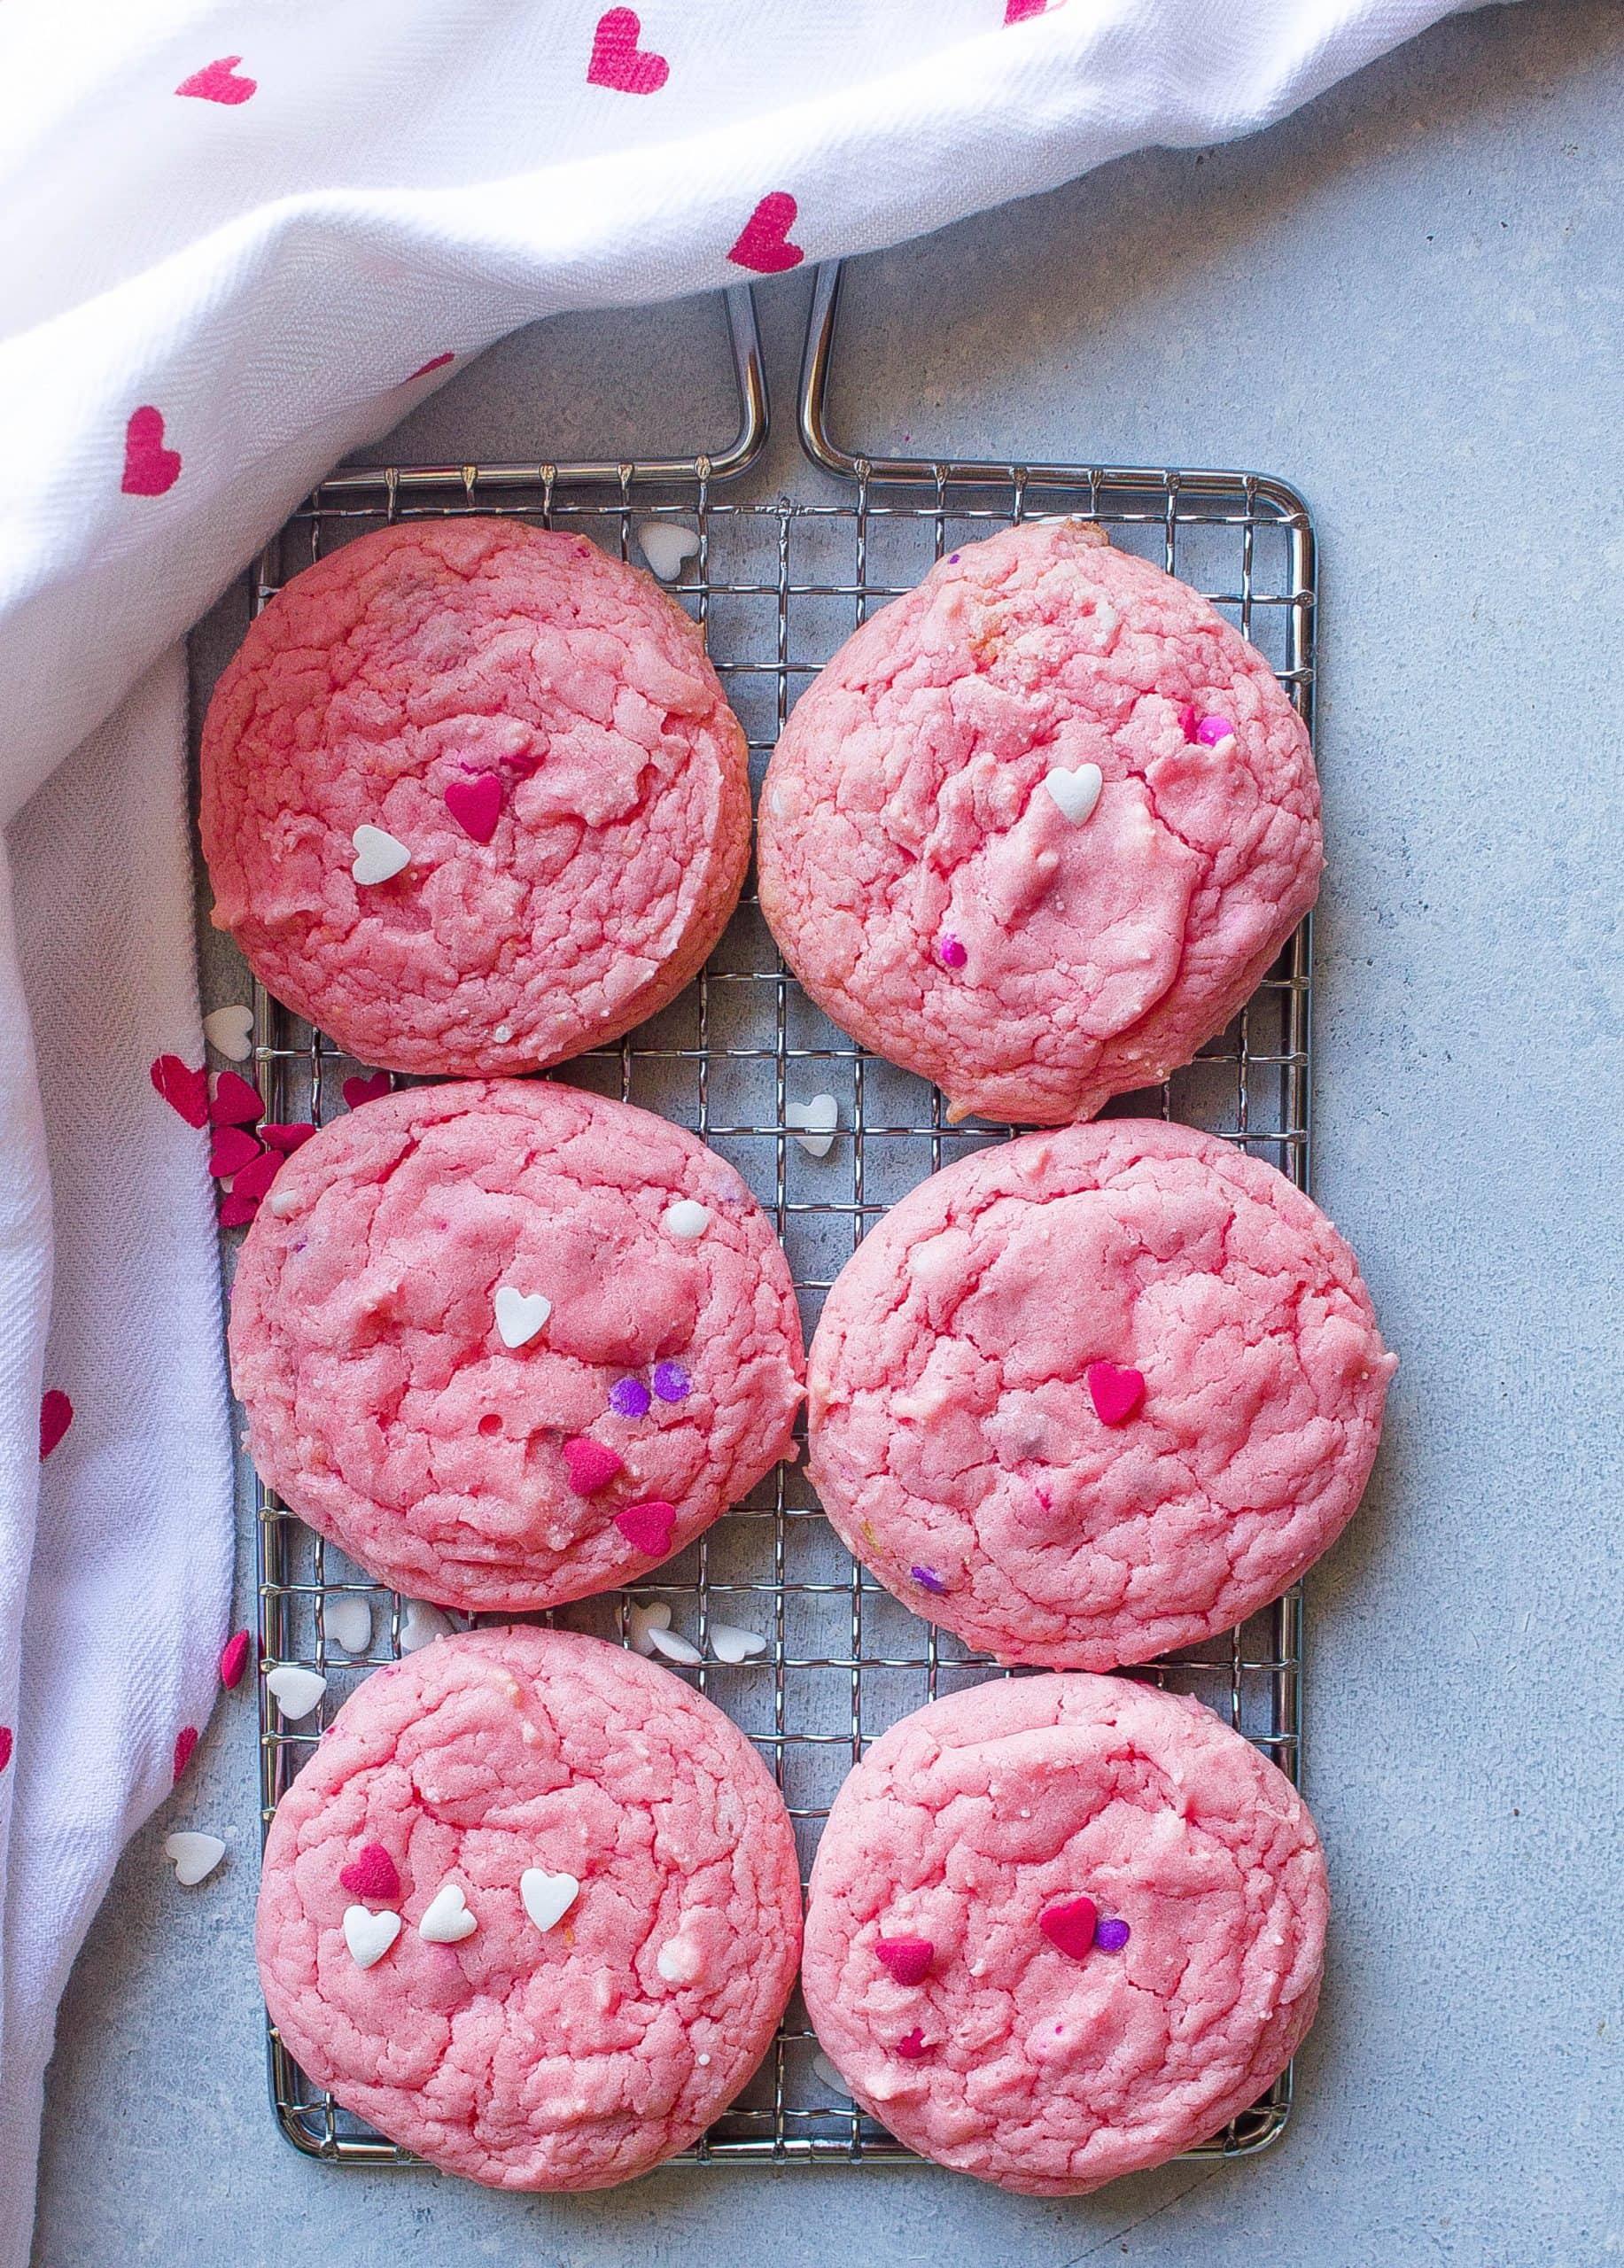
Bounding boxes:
[910,1565,948,1596]
[1094,1917,1131,1952]
[651,1361,691,1403]
[610,1377,651,1419]
[948,552,960,563]
[1195,715,1235,747]
[936,935,967,971]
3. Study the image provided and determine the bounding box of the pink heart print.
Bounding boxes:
[444,773,503,843]
[175,55,257,105]
[727,193,804,275]
[1039,1894,1099,1959]
[120,407,182,496]
[1005,0,1052,20]
[615,1499,677,1557]
[1086,1359,1146,1427]
[587,8,669,94]
[39,1389,74,1460]
[151,1053,209,1126]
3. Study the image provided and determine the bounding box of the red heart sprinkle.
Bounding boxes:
[895,2027,930,2060]
[339,1843,401,1901]
[261,1121,316,1153]
[563,1437,626,1495]
[219,1628,251,1689]
[230,1147,284,1203]
[587,7,670,94]
[342,1071,392,1109]
[218,1192,260,1228]
[404,353,454,384]
[876,1937,935,1986]
[727,192,804,276]
[444,773,504,844]
[172,1726,199,1783]
[615,1499,677,1557]
[208,1126,262,1180]
[39,1389,74,1460]
[151,1054,208,1126]
[1086,1360,1145,1427]
[120,407,182,497]
[0,1727,12,1775]
[1040,1895,1099,1960]
[175,54,257,105]
[210,1070,265,1127]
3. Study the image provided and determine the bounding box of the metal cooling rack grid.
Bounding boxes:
[229,275,1317,2171]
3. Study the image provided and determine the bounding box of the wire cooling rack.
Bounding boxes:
[224,270,1317,2170]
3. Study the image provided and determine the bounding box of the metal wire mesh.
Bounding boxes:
[232,390,1317,2169]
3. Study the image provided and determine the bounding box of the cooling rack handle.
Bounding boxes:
[797,262,862,479]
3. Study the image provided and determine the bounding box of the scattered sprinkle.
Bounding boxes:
[520,1868,579,1934]
[651,1360,690,1403]
[709,1623,767,1665]
[637,522,701,581]
[343,1905,401,1969]
[1040,1895,1100,1960]
[610,1377,652,1420]
[1094,1916,1131,1952]
[657,1935,704,1984]
[260,1122,316,1154]
[615,1499,677,1557]
[208,1125,261,1180]
[266,1186,302,1218]
[400,1599,455,1652]
[172,1726,199,1783]
[1041,762,1104,827]
[909,1565,948,1596]
[265,1663,327,1721]
[936,934,967,970]
[563,1436,625,1495]
[324,1596,373,1655]
[895,2027,929,2060]
[339,1843,401,1901]
[418,1882,478,1943]
[1177,702,1200,742]
[647,1624,703,1666]
[202,1005,254,1061]
[342,1070,392,1109]
[444,773,503,844]
[0,1728,11,1775]
[208,1070,264,1128]
[876,1937,935,1986]
[493,1023,514,1043]
[662,1199,711,1241]
[493,1285,552,1348]
[219,1628,251,1689]
[350,823,412,885]
[1086,1359,1146,1428]
[627,1598,672,1655]
[786,1092,838,1158]
[1196,715,1235,748]
[165,1830,226,1886]
[150,1054,209,1127]
[39,1389,74,1460]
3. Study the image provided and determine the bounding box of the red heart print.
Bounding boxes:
[587,8,669,94]
[1040,1895,1099,1960]
[210,1070,265,1127]
[343,1071,392,1109]
[727,193,804,275]
[875,1937,935,1986]
[120,408,182,497]
[39,1389,74,1460]
[208,1126,262,1180]
[175,55,257,105]
[151,1054,208,1127]
[563,1437,626,1495]
[615,1499,677,1557]
[0,1727,12,1775]
[404,353,454,384]
[261,1121,316,1153]
[444,773,503,844]
[1086,1360,1145,1427]
[339,1843,401,1901]
[1005,0,1048,20]
[219,1628,252,1689]
[172,1726,199,1783]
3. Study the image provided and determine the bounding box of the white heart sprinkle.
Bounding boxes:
[266,1186,302,1218]
[521,1868,580,1934]
[709,1623,767,1665]
[343,1904,401,1969]
[657,1935,704,1984]
[786,1092,838,1159]
[324,1596,372,1655]
[350,824,411,886]
[400,1600,455,1652]
[164,1830,226,1887]
[418,1882,478,1944]
[265,1664,326,1721]
[662,1199,711,1242]
[202,1005,253,1061]
[494,1285,552,1348]
[647,1625,703,1666]
[637,522,701,581]
[627,1599,671,1656]
[1041,763,1104,827]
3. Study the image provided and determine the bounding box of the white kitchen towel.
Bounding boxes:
[0,1,1491,2258]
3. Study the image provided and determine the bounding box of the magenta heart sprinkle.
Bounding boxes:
[651,1361,690,1403]
[261,1122,316,1153]
[895,2027,929,2061]
[875,1937,935,1986]
[936,935,967,970]
[219,1628,251,1689]
[172,1726,199,1783]
[150,1053,209,1127]
[1094,1917,1131,1952]
[615,1498,677,1557]
[209,1070,265,1127]
[610,1378,652,1419]
[563,1436,625,1495]
[342,1071,392,1109]
[339,1843,401,1902]
[208,1125,262,1180]
[1195,714,1235,746]
[909,1565,947,1596]
[1040,1896,1099,1960]
[1086,1359,1146,1428]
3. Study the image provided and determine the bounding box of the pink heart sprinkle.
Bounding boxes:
[0,1727,12,1775]
[936,934,967,970]
[172,1726,199,1783]
[895,2027,930,2060]
[875,1937,935,1986]
[444,773,504,844]
[208,1125,262,1180]
[727,191,804,276]
[230,1147,284,1203]
[563,1437,626,1495]
[175,54,257,105]
[219,1628,251,1689]
[587,7,670,94]
[615,1499,677,1557]
[218,1192,260,1228]
[120,407,182,497]
[1196,715,1235,747]
[151,1054,209,1127]
[261,1122,316,1153]
[39,1389,74,1460]
[210,1070,265,1127]
[342,1071,392,1109]
[1086,1360,1146,1427]
[339,1844,401,1902]
[1039,1894,1099,1960]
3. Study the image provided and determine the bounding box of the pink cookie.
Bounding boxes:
[808,1119,1394,1669]
[229,1080,804,1612]
[257,1627,803,2189]
[802,1671,1327,2194]
[758,519,1322,1125]
[201,519,750,1076]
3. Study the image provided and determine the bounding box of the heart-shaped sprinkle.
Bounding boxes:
[350,825,411,886]
[1041,762,1104,827]
[343,1905,401,1969]
[587,7,670,93]
[229,1147,283,1205]
[616,1499,677,1557]
[1086,1360,1146,1427]
[727,190,804,275]
[1177,702,1201,742]
[638,522,701,580]
[1094,1916,1131,1952]
[172,1726,199,1782]
[400,1599,455,1652]
[909,1564,947,1596]
[339,1843,401,1901]
[0,1728,12,1774]
[209,1070,264,1128]
[627,1599,671,1655]
[261,1121,316,1153]
[175,54,257,105]
[610,1377,652,1420]
[494,1285,552,1348]
[895,2027,929,2060]
[876,1937,935,1986]
[1040,1894,1099,1960]
[202,1005,254,1060]
[521,1868,579,1934]
[151,1054,209,1126]
[39,1389,74,1460]
[217,1192,260,1229]
[647,1625,703,1666]
[120,407,182,497]
[209,1125,262,1180]
[266,1664,326,1721]
[165,1830,226,1886]
[219,1628,251,1689]
[651,1360,690,1403]
[1196,714,1236,748]
[324,1596,373,1655]
[786,1092,838,1159]
[418,1882,478,1943]
[444,774,503,844]
[936,934,967,970]
[661,1198,711,1241]
[563,1437,625,1495]
[709,1624,766,1665]
[342,1070,391,1109]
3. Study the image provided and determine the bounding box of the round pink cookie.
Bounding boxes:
[257,1627,803,2189]
[802,1671,1327,2194]
[808,1119,1394,1669]
[229,1079,804,1612]
[757,518,1322,1125]
[201,518,750,1075]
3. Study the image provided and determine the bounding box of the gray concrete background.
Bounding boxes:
[31,3,1623,2263]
